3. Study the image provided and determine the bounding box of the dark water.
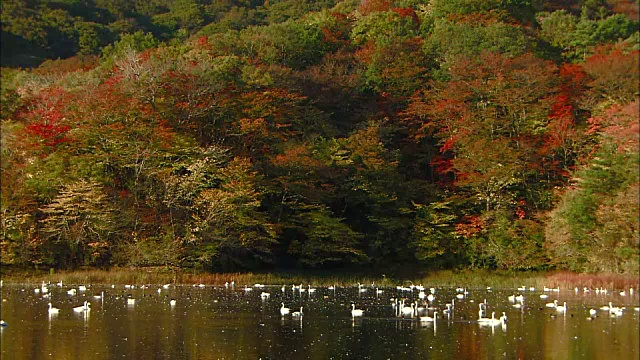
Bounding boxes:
[1,282,638,359]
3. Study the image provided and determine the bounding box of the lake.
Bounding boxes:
[1,282,638,359]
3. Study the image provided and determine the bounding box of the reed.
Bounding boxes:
[543,271,640,289]
[412,270,545,289]
[1,267,637,290]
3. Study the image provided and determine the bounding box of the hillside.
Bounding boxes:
[1,0,638,273]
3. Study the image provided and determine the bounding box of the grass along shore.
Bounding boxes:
[1,266,638,290]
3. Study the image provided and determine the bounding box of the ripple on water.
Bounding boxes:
[0,284,638,359]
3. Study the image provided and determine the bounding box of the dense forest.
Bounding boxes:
[1,0,638,274]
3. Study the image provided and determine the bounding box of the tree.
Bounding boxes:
[187,157,277,270]
[545,100,639,273]
[39,180,116,267]
[409,52,559,210]
[423,17,529,70]
[100,30,159,65]
[18,87,74,154]
[75,21,112,55]
[411,200,459,262]
[240,19,332,69]
[287,206,366,267]
[582,45,639,104]
[351,9,418,46]
[537,10,578,50]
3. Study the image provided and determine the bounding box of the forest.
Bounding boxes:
[1,0,638,274]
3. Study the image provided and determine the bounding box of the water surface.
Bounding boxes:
[1,283,638,359]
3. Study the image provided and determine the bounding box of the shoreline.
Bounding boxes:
[1,266,638,290]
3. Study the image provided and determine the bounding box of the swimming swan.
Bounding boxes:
[478,312,505,326]
[555,302,567,312]
[292,306,304,317]
[48,303,60,314]
[545,300,558,308]
[419,311,438,322]
[351,304,364,317]
[73,301,90,312]
[280,303,290,316]
[401,301,415,317]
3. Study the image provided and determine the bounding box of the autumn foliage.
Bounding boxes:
[1,0,637,274]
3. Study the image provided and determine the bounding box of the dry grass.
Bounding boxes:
[1,267,637,290]
[543,271,640,289]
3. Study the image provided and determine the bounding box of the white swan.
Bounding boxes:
[478,312,505,326]
[477,309,490,322]
[401,301,415,317]
[351,304,364,317]
[170,299,177,307]
[73,301,89,312]
[556,302,567,312]
[478,303,487,317]
[443,303,453,316]
[610,308,623,317]
[292,306,303,317]
[419,311,437,322]
[608,303,623,316]
[127,298,136,305]
[545,300,558,308]
[280,303,290,316]
[48,303,60,314]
